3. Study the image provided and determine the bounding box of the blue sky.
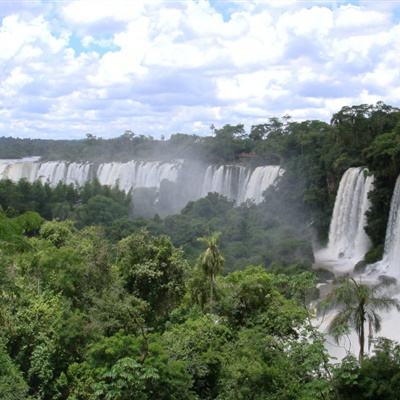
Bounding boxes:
[1,0,400,139]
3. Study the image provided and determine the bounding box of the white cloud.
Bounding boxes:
[335,5,389,29]
[1,1,400,139]
[278,7,333,36]
[216,69,291,101]
[62,0,147,24]
[0,15,66,60]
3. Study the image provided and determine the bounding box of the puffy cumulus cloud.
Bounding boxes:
[62,0,147,24]
[1,0,400,139]
[0,14,66,60]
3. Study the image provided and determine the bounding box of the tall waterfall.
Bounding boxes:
[316,171,400,362]
[201,165,247,201]
[373,175,400,278]
[241,165,282,204]
[315,167,373,270]
[96,161,180,193]
[200,165,282,204]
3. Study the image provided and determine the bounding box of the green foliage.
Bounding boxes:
[163,315,232,399]
[117,230,189,323]
[141,193,314,272]
[334,339,400,400]
[0,342,30,400]
[217,327,332,400]
[2,102,400,399]
[74,195,128,227]
[197,232,224,312]
[40,220,76,248]
[218,266,304,330]
[0,179,130,228]
[65,334,195,400]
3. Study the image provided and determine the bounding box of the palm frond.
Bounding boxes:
[369,296,400,312]
[328,309,352,343]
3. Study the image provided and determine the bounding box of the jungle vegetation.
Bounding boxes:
[2,102,400,399]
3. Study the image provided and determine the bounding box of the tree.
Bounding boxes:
[334,338,400,400]
[65,333,195,400]
[117,230,189,323]
[219,266,307,333]
[74,195,128,227]
[162,315,232,399]
[322,276,400,362]
[39,220,76,248]
[197,232,224,312]
[0,342,29,400]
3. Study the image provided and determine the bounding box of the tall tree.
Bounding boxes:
[197,232,224,312]
[323,276,400,362]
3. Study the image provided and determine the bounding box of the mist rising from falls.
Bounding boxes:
[315,167,374,272]
[0,158,282,215]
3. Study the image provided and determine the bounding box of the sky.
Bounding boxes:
[1,0,400,139]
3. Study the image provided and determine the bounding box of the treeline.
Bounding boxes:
[0,180,313,273]
[0,179,131,228]
[1,211,400,399]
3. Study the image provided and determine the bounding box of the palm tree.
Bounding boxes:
[322,276,400,362]
[198,232,224,312]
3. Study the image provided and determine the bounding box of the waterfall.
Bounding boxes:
[0,158,39,183]
[241,165,282,204]
[201,165,281,204]
[200,165,245,200]
[1,158,283,213]
[96,160,180,193]
[0,159,180,191]
[65,163,92,186]
[372,175,400,278]
[315,167,373,270]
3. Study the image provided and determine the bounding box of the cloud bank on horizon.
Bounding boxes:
[1,0,400,139]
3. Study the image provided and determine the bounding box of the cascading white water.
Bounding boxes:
[317,171,400,362]
[36,162,68,185]
[315,167,373,271]
[96,160,180,193]
[65,163,92,186]
[201,165,282,204]
[372,175,400,278]
[1,158,283,212]
[0,159,180,191]
[200,165,245,200]
[0,159,40,183]
[241,165,282,204]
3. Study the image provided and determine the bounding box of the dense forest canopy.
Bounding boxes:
[2,102,400,399]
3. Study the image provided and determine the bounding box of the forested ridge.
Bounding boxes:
[2,102,400,399]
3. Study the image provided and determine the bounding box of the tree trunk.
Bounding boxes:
[358,308,365,363]
[210,273,214,313]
